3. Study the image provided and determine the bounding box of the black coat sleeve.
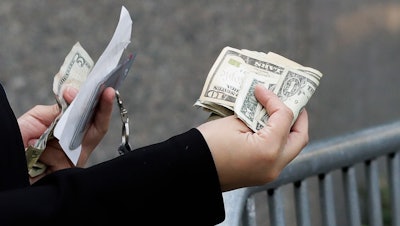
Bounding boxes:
[0,128,226,226]
[0,85,30,191]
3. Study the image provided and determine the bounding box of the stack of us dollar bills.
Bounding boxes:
[194,46,323,132]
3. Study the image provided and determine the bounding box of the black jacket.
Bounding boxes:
[0,84,225,225]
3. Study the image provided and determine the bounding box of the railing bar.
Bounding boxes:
[256,121,400,191]
[343,166,361,226]
[319,173,337,226]
[268,188,286,226]
[294,180,311,226]
[221,120,400,226]
[366,160,383,226]
[388,152,400,226]
[244,195,258,226]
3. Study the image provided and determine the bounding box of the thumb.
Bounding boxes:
[63,86,79,104]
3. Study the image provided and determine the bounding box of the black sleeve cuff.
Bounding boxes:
[36,128,226,225]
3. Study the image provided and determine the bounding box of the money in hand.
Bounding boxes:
[25,42,93,177]
[194,46,323,132]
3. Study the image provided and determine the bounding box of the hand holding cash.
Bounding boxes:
[25,6,133,177]
[194,46,323,132]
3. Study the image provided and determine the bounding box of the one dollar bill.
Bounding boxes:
[195,46,323,132]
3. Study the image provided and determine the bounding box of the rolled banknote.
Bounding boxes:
[25,42,93,177]
[53,42,94,110]
[252,51,322,131]
[195,46,323,132]
[196,46,282,111]
[251,66,321,131]
[234,74,276,130]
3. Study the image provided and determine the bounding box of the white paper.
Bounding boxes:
[54,6,132,165]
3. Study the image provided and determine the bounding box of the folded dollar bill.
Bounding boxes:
[25,42,93,177]
[194,46,323,132]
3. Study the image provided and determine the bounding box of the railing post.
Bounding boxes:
[268,187,286,226]
[366,159,383,226]
[319,173,337,226]
[294,180,311,226]
[388,152,400,226]
[343,166,361,226]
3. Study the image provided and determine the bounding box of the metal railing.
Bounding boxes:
[218,120,400,226]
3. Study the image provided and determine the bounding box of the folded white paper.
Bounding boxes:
[54,6,132,165]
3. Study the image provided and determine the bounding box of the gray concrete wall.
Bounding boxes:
[1,0,399,198]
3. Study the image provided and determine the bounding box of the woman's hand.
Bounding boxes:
[197,85,309,192]
[18,86,115,183]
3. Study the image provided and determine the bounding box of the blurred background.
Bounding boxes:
[0,0,399,204]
